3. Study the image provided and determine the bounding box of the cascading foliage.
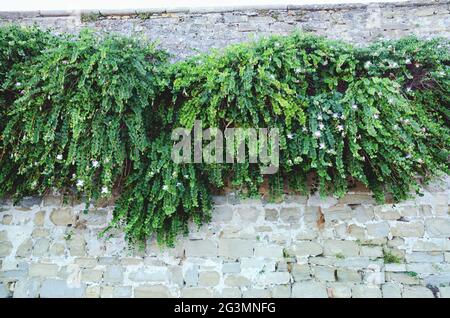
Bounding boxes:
[0,25,448,246]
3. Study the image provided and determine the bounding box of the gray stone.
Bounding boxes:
[402,286,434,298]
[326,283,352,298]
[34,211,45,226]
[236,206,262,222]
[211,205,234,222]
[184,240,217,257]
[243,288,271,298]
[382,282,402,298]
[439,286,450,298]
[219,239,254,258]
[29,263,59,277]
[425,218,450,238]
[280,207,301,223]
[292,281,328,298]
[113,286,132,298]
[50,208,75,226]
[134,285,171,298]
[13,279,41,298]
[323,240,360,256]
[181,287,213,298]
[254,244,283,258]
[265,208,279,221]
[103,265,123,283]
[225,275,252,287]
[39,279,84,298]
[352,285,382,298]
[33,238,50,256]
[222,262,240,274]
[391,222,424,237]
[336,268,361,283]
[81,269,103,282]
[312,266,336,282]
[198,271,220,286]
[366,222,390,238]
[0,241,13,257]
[220,288,242,298]
[289,241,323,256]
[184,265,199,287]
[0,283,11,298]
[272,285,291,298]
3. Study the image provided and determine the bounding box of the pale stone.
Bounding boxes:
[103,266,123,283]
[32,238,50,256]
[374,205,401,220]
[211,205,234,222]
[225,275,251,287]
[289,241,323,256]
[352,285,382,298]
[236,206,262,222]
[0,241,13,257]
[336,269,361,282]
[181,287,213,298]
[312,266,336,282]
[291,264,311,281]
[184,240,217,257]
[259,272,291,285]
[34,211,45,226]
[50,208,75,226]
[113,286,132,297]
[326,283,352,298]
[2,215,12,225]
[405,252,444,263]
[265,208,279,221]
[254,244,283,258]
[220,288,241,298]
[382,282,402,298]
[272,285,291,298]
[222,262,240,274]
[13,279,40,298]
[85,285,101,298]
[81,269,103,282]
[243,288,271,298]
[425,218,450,238]
[198,271,220,286]
[134,285,171,298]
[323,240,360,256]
[280,207,301,222]
[439,286,450,298]
[391,222,424,237]
[360,246,383,258]
[366,222,390,238]
[292,281,328,298]
[29,263,59,277]
[39,279,83,298]
[402,286,434,298]
[219,239,254,258]
[385,272,420,285]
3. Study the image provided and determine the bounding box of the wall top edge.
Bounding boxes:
[0,1,447,19]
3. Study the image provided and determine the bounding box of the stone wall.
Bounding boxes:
[1,1,450,298]
[0,176,449,298]
[0,1,449,59]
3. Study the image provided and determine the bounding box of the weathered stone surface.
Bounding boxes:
[219,239,254,258]
[0,240,13,257]
[280,207,301,222]
[336,269,361,283]
[402,286,434,298]
[292,281,328,298]
[425,218,450,238]
[382,282,402,298]
[326,283,352,298]
[272,285,291,298]
[103,266,123,283]
[211,206,234,222]
[366,222,390,238]
[39,279,84,298]
[50,208,75,226]
[236,206,262,222]
[439,286,450,298]
[323,240,359,256]
[254,245,283,258]
[312,266,335,282]
[181,287,213,298]
[198,271,220,286]
[34,211,45,226]
[29,263,59,277]
[225,275,251,287]
[352,285,382,298]
[184,240,218,257]
[222,262,240,274]
[391,222,424,237]
[243,288,271,298]
[134,285,171,298]
[289,241,323,257]
[81,269,103,282]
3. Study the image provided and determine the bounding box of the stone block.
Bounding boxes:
[292,281,328,298]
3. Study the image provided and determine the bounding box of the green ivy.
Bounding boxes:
[0,26,448,246]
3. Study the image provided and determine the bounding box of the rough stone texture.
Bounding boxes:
[0,1,449,62]
[0,2,450,298]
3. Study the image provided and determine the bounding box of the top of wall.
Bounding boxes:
[0,0,441,17]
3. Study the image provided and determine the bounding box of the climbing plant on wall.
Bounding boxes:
[0,25,448,246]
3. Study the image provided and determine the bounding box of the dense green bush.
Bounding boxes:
[0,26,448,246]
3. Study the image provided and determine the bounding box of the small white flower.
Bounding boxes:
[15,82,21,87]
[76,180,84,188]
[388,98,394,105]
[92,160,99,168]
[340,114,346,120]
[317,114,323,120]
[294,68,302,74]
[287,159,293,165]
[319,143,326,149]
[302,127,308,132]
[352,104,358,110]
[101,186,109,194]
[287,133,294,140]
[294,156,303,164]
[318,123,325,130]
[439,71,445,77]
[332,113,339,119]
[405,58,411,64]
[337,125,344,131]
[364,61,372,69]
[184,174,189,179]
[417,158,424,164]
[176,182,182,187]
[56,154,63,160]
[406,87,412,93]
[314,131,322,138]
[162,185,169,191]
[373,114,379,119]
[421,127,426,132]
[405,153,412,159]
[274,42,280,48]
